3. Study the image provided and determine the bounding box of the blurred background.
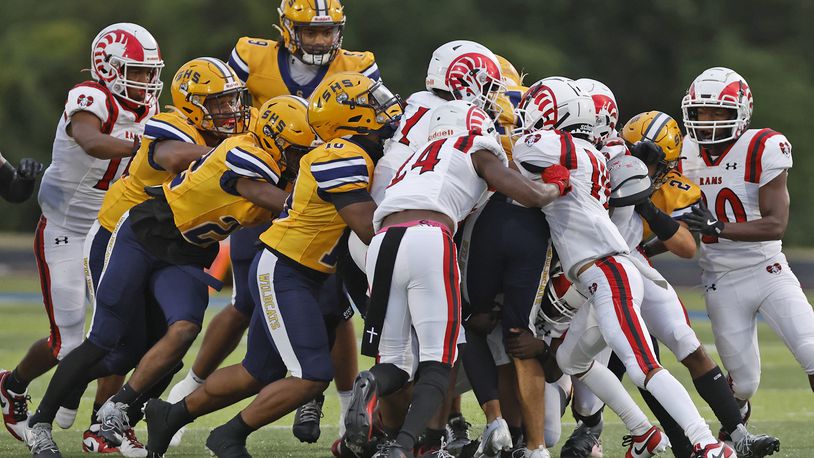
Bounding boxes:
[1,0,813,242]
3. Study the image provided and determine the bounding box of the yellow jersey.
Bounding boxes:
[643,170,702,240]
[97,111,206,232]
[495,85,527,160]
[164,133,281,247]
[260,137,376,273]
[227,37,379,106]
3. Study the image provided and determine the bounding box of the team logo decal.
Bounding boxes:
[766,263,782,274]
[77,94,94,108]
[588,283,598,295]
[524,132,542,146]
[93,29,144,82]
[779,141,791,157]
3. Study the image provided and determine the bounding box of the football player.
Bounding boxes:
[344,100,568,458]
[0,22,162,446]
[513,77,734,458]
[680,67,814,431]
[0,153,43,202]
[23,93,288,458]
[167,1,379,443]
[143,72,403,458]
[72,57,249,456]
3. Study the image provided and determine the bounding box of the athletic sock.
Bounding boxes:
[396,362,450,450]
[645,369,715,447]
[110,383,140,406]
[167,398,195,429]
[337,389,352,437]
[220,413,256,441]
[693,366,742,434]
[509,425,524,445]
[6,369,30,394]
[91,402,103,426]
[578,363,650,436]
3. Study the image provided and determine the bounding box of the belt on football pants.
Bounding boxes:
[361,225,407,357]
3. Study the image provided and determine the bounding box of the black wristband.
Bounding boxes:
[636,201,680,241]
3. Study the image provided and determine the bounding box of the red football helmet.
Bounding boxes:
[681,67,753,145]
[91,23,164,106]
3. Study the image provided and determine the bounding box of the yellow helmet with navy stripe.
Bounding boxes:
[278,0,345,65]
[254,95,318,171]
[308,72,403,142]
[171,57,251,137]
[496,54,523,88]
[622,111,683,188]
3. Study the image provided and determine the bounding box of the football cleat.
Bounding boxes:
[292,394,325,443]
[473,417,512,458]
[0,368,30,441]
[372,439,412,458]
[344,371,380,457]
[446,413,473,454]
[417,438,455,458]
[510,446,551,458]
[54,407,77,430]
[26,422,62,457]
[82,423,119,454]
[560,422,603,458]
[622,425,670,458]
[718,400,751,442]
[144,398,181,457]
[205,423,251,458]
[96,400,131,447]
[331,438,359,458]
[731,425,780,458]
[119,428,148,457]
[691,441,735,458]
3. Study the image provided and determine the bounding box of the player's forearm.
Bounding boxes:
[719,217,787,242]
[236,178,288,214]
[77,133,137,159]
[153,142,211,174]
[660,225,696,258]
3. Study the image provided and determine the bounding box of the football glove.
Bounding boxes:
[542,164,572,196]
[16,158,44,180]
[629,140,665,167]
[682,201,724,236]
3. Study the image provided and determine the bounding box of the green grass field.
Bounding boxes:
[0,274,812,457]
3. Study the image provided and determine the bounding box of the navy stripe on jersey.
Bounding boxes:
[278,47,330,99]
[225,147,280,184]
[361,62,381,82]
[143,118,196,143]
[312,156,369,191]
[228,48,250,82]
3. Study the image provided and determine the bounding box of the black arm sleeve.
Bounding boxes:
[330,189,374,210]
[0,161,36,203]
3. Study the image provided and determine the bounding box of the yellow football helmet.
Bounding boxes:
[171,57,250,136]
[496,54,523,88]
[254,95,318,174]
[277,0,345,65]
[622,111,683,188]
[308,72,403,142]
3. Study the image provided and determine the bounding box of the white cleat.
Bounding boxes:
[474,417,512,458]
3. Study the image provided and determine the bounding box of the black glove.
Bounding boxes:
[635,199,680,240]
[682,202,724,236]
[16,158,44,180]
[629,140,665,167]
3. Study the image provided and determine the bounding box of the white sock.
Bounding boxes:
[578,363,651,436]
[338,390,353,437]
[167,369,205,404]
[645,369,716,447]
[188,369,205,385]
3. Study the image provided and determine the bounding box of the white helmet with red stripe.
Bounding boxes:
[425,40,505,116]
[538,264,588,328]
[681,67,753,145]
[91,23,164,106]
[515,77,596,140]
[575,78,618,146]
[426,100,498,143]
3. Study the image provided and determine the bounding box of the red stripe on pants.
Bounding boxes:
[441,232,460,364]
[33,216,62,358]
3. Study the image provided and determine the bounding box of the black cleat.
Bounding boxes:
[373,439,413,458]
[732,425,780,458]
[205,424,251,458]
[344,371,379,457]
[144,398,182,456]
[560,422,602,458]
[292,393,324,443]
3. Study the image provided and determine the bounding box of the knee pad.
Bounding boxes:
[731,375,760,401]
[556,347,591,377]
[792,340,814,374]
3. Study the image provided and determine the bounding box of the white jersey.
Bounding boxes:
[513,130,629,280]
[38,81,157,234]
[682,128,792,271]
[373,133,506,232]
[372,91,446,203]
[600,133,629,161]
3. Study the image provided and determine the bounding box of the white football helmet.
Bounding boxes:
[681,67,753,145]
[427,100,498,143]
[425,40,505,116]
[537,265,587,327]
[91,23,164,106]
[575,78,618,146]
[515,77,596,139]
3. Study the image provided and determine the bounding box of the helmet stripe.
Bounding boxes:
[315,0,327,16]
[200,57,236,84]
[644,112,671,142]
